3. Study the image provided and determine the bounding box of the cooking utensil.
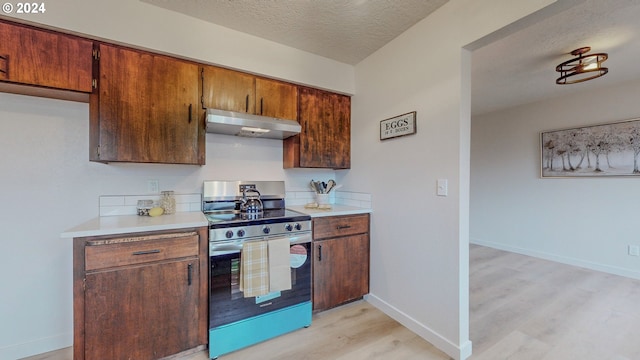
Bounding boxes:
[326,179,336,193]
[311,180,325,193]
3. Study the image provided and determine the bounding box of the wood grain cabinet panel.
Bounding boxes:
[91,43,204,164]
[201,65,256,114]
[255,77,298,120]
[85,258,199,360]
[312,214,369,312]
[0,20,92,92]
[284,86,351,169]
[73,228,208,360]
[201,65,298,121]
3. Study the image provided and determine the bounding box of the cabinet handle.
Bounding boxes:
[260,97,264,115]
[317,245,322,261]
[187,263,193,286]
[337,225,351,230]
[245,94,249,113]
[188,104,192,124]
[132,249,161,256]
[200,68,205,109]
[0,55,8,75]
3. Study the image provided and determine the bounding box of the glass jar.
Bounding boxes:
[160,191,176,215]
[136,199,154,216]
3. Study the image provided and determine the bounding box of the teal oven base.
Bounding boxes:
[209,301,312,359]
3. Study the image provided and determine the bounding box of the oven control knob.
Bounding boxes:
[284,223,293,231]
[237,229,246,237]
[294,223,302,231]
[225,230,234,239]
[263,226,271,234]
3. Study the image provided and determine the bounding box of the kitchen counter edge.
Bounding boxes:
[288,205,372,218]
[61,212,209,238]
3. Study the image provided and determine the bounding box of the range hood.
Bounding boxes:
[206,108,301,139]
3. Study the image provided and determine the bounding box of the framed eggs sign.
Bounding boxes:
[380,111,416,140]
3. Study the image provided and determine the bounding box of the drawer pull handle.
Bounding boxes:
[0,54,8,75]
[337,225,351,230]
[188,103,193,124]
[187,263,193,286]
[132,249,161,256]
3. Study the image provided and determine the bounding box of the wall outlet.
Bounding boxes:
[147,179,159,193]
[628,245,640,256]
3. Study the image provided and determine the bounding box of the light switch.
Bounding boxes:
[437,179,448,196]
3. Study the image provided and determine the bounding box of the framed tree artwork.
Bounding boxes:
[540,118,640,177]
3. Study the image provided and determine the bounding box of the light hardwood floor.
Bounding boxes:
[469,244,640,360]
[23,245,640,360]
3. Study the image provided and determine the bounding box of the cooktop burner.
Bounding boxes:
[205,209,310,228]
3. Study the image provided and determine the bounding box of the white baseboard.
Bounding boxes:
[471,238,640,280]
[0,332,71,360]
[364,294,473,360]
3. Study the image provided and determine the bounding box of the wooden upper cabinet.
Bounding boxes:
[0,20,92,92]
[284,86,351,169]
[201,65,298,121]
[255,78,298,120]
[91,43,204,165]
[201,65,255,114]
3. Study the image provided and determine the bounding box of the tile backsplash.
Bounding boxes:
[100,190,371,216]
[286,190,372,208]
[99,193,202,216]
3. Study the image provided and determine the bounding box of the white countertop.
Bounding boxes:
[61,205,372,238]
[288,204,372,218]
[61,212,208,238]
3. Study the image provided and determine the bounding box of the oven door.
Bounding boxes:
[209,233,312,328]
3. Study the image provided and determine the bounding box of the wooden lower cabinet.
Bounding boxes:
[312,214,370,311]
[73,228,208,360]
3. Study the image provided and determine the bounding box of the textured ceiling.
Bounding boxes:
[141,0,448,65]
[142,0,640,117]
[472,0,640,116]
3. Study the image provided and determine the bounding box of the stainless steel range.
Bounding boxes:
[203,180,312,359]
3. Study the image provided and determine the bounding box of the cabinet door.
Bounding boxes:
[289,87,351,169]
[0,21,92,92]
[330,93,351,169]
[201,65,255,113]
[298,87,330,168]
[313,234,369,311]
[85,258,200,360]
[94,44,203,164]
[255,78,298,120]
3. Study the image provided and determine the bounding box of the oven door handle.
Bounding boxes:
[210,243,243,256]
[210,232,311,256]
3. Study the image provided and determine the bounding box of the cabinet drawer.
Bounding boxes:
[85,232,199,271]
[312,214,369,240]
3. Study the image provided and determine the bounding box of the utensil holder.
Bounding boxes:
[316,193,330,205]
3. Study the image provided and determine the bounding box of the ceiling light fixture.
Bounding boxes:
[555,47,608,85]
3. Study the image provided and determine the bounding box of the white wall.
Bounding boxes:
[342,0,557,359]
[0,1,345,357]
[471,78,640,280]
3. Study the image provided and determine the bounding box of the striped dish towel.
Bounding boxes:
[240,240,269,297]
